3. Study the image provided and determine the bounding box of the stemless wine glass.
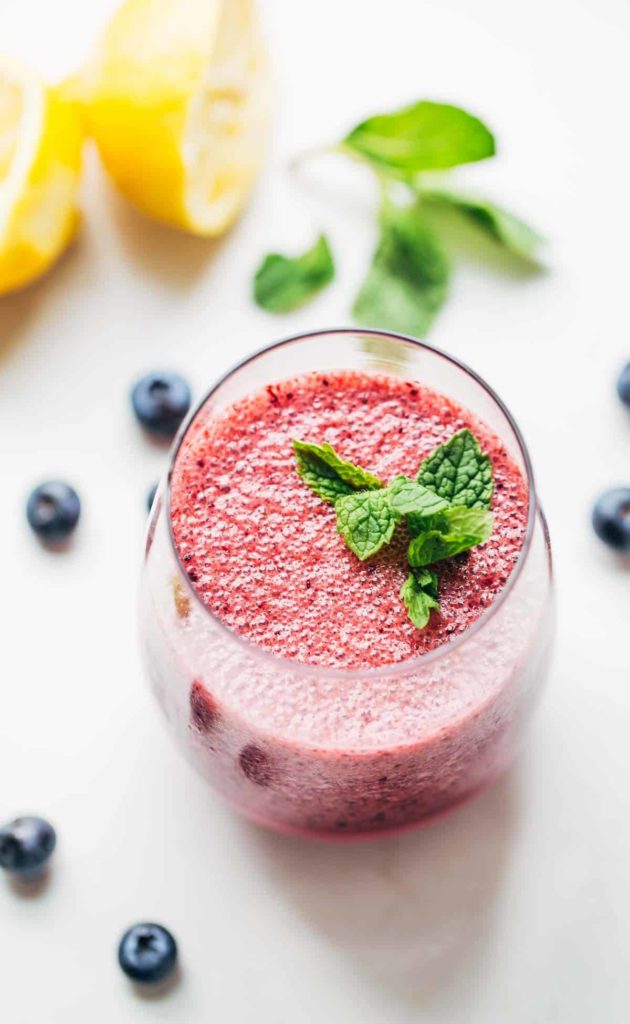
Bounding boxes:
[140,329,554,839]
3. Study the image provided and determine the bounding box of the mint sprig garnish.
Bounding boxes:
[400,569,440,630]
[292,428,495,631]
[254,99,543,334]
[293,440,383,503]
[407,507,494,568]
[417,428,493,508]
[336,490,397,560]
[387,476,450,519]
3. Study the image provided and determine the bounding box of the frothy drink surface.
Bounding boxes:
[170,370,528,669]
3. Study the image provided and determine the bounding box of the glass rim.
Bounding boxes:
[164,327,543,680]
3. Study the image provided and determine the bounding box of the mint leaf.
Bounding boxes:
[352,200,449,337]
[442,506,494,539]
[254,234,335,313]
[341,101,495,180]
[422,188,544,264]
[418,429,493,509]
[336,490,397,560]
[407,507,493,568]
[400,569,440,629]
[388,475,450,519]
[293,440,383,504]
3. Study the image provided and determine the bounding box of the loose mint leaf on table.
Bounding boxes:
[417,429,493,509]
[422,188,544,264]
[388,475,450,519]
[407,507,494,568]
[253,234,335,313]
[340,101,495,180]
[352,199,449,338]
[400,568,440,630]
[335,490,397,561]
[256,99,544,337]
[292,440,383,504]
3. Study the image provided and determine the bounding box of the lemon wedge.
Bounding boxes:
[85,0,270,236]
[0,59,83,297]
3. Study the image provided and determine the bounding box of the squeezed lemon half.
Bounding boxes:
[0,59,83,297]
[85,0,270,236]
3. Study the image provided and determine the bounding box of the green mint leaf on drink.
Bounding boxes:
[340,101,495,180]
[407,507,494,569]
[292,439,383,504]
[400,569,440,630]
[421,188,544,264]
[352,199,449,338]
[253,234,335,313]
[388,475,450,519]
[335,490,397,561]
[417,429,493,509]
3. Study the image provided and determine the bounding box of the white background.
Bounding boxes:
[0,0,629,1020]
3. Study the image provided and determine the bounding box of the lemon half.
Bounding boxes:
[0,59,83,297]
[86,0,270,236]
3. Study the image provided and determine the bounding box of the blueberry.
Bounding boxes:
[0,816,56,878]
[26,482,80,544]
[131,372,191,438]
[592,488,630,552]
[239,745,272,786]
[147,481,159,512]
[617,363,630,407]
[118,923,178,984]
[190,680,219,733]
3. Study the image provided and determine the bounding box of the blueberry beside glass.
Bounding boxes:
[26,482,80,544]
[617,362,630,408]
[0,816,56,878]
[592,488,630,553]
[131,371,191,439]
[118,923,178,984]
[147,481,159,512]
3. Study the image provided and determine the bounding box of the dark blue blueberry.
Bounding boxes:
[26,482,80,544]
[0,816,56,878]
[190,680,219,733]
[147,481,159,513]
[617,363,630,408]
[118,923,178,984]
[592,488,630,552]
[131,372,191,439]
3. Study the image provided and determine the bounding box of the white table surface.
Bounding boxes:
[1,0,629,1020]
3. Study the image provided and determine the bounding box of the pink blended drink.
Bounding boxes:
[141,331,553,838]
